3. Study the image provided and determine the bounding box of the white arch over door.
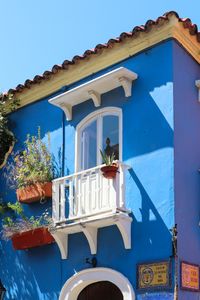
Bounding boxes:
[59,267,135,300]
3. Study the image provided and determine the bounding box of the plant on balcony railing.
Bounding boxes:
[0,94,20,169]
[100,150,118,179]
[1,201,54,250]
[7,127,56,204]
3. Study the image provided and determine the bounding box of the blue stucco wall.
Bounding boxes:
[173,42,200,300]
[0,40,174,299]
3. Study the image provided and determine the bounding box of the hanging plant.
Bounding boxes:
[0,94,19,169]
[7,127,56,203]
[0,201,54,249]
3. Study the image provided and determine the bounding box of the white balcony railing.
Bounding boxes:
[52,162,130,224]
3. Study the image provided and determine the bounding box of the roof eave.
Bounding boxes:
[5,12,200,109]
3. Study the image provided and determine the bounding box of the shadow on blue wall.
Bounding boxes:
[130,169,173,259]
[0,40,175,299]
[125,168,174,295]
[0,241,60,300]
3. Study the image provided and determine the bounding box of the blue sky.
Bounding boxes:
[0,0,200,92]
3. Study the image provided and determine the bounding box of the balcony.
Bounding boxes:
[50,162,132,259]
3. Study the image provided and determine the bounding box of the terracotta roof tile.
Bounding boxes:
[3,11,200,97]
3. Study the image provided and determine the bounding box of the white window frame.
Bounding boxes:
[75,107,122,172]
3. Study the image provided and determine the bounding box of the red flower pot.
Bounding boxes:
[100,165,118,179]
[16,182,52,204]
[11,227,54,250]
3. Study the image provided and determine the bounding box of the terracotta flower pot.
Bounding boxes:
[100,165,118,179]
[11,227,54,250]
[16,182,52,204]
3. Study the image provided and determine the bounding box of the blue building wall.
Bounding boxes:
[0,40,174,299]
[173,42,200,300]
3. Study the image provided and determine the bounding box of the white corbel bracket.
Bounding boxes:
[51,231,68,259]
[88,90,101,107]
[49,67,138,120]
[51,225,98,259]
[51,212,132,260]
[195,80,200,102]
[118,76,133,97]
[60,103,72,121]
[115,215,132,249]
[82,226,98,254]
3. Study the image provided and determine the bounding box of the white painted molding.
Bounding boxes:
[75,107,122,131]
[88,90,101,107]
[82,226,98,255]
[59,103,72,121]
[49,67,138,120]
[195,80,200,102]
[59,267,135,300]
[116,215,132,249]
[51,231,68,259]
[118,76,133,97]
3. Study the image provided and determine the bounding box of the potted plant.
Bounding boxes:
[9,128,54,203]
[100,150,118,179]
[1,202,54,250]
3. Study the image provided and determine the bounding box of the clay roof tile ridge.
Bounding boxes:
[3,11,200,97]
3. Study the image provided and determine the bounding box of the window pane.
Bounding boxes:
[102,115,119,160]
[81,120,97,170]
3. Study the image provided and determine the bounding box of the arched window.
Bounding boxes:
[76,107,122,171]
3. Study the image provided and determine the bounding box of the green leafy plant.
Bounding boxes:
[0,94,20,168]
[0,201,53,240]
[8,127,54,189]
[100,150,116,166]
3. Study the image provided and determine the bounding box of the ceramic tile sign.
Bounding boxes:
[137,261,171,290]
[180,261,200,291]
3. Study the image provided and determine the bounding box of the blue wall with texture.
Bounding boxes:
[0,40,174,300]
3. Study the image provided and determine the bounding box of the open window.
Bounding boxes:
[76,107,122,171]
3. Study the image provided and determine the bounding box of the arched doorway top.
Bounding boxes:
[59,267,135,300]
